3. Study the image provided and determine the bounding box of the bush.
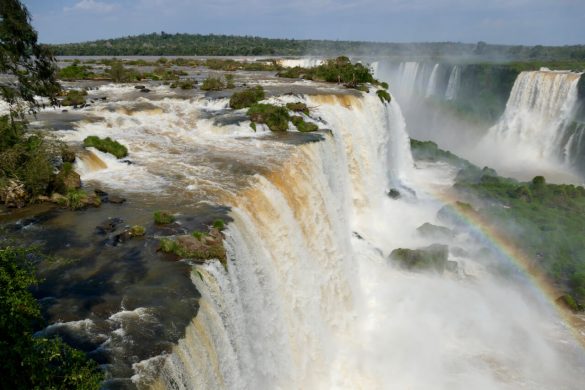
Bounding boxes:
[61,89,87,106]
[229,86,265,109]
[159,238,178,253]
[58,62,94,80]
[291,116,318,132]
[201,76,225,91]
[192,231,206,240]
[247,103,290,132]
[130,225,146,236]
[225,74,235,89]
[0,245,103,388]
[107,61,139,82]
[83,136,128,159]
[179,80,195,90]
[154,211,175,225]
[376,89,391,104]
[286,102,309,115]
[212,219,225,230]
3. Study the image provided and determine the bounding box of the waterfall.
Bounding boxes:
[445,65,461,100]
[425,64,441,98]
[277,58,324,68]
[125,89,585,389]
[481,70,583,174]
[140,93,414,388]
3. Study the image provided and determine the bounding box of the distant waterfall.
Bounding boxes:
[425,64,441,97]
[445,65,461,100]
[484,70,583,172]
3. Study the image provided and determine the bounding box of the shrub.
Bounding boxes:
[291,116,318,132]
[58,63,94,80]
[0,245,103,388]
[61,89,87,106]
[201,76,225,91]
[159,238,178,253]
[83,136,128,159]
[66,188,88,210]
[179,80,195,90]
[212,219,226,230]
[154,211,175,225]
[286,102,309,115]
[229,86,265,109]
[192,231,206,240]
[107,61,139,82]
[225,74,235,89]
[247,103,290,132]
[130,225,146,236]
[376,89,391,104]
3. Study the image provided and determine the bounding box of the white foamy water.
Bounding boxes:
[278,58,324,68]
[129,88,585,389]
[477,70,584,182]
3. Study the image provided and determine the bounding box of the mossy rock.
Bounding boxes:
[61,89,87,106]
[83,136,128,159]
[389,244,449,273]
[154,211,175,225]
[291,116,318,132]
[229,86,265,109]
[286,102,309,115]
[247,103,290,132]
[416,223,455,241]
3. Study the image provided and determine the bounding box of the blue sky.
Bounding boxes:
[23,0,585,45]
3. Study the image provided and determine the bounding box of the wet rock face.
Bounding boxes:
[0,179,28,208]
[416,222,454,241]
[389,244,449,273]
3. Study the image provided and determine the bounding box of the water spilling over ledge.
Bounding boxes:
[4,71,585,389]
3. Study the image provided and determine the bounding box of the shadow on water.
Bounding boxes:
[1,199,233,385]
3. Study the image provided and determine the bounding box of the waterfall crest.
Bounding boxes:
[482,70,583,175]
[139,93,413,389]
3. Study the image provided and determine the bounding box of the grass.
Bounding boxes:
[212,219,225,230]
[291,116,318,132]
[154,211,175,225]
[201,76,225,91]
[247,103,290,132]
[286,102,309,115]
[83,136,128,159]
[229,86,265,109]
[61,90,87,107]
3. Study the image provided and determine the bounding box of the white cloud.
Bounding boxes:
[64,0,118,13]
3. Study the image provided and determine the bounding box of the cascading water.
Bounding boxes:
[425,63,441,98]
[132,90,585,389]
[445,65,461,101]
[478,69,584,179]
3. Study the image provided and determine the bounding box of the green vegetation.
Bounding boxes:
[286,102,309,115]
[201,76,225,91]
[65,188,88,210]
[390,244,449,273]
[83,136,128,158]
[247,103,290,132]
[61,89,87,106]
[159,225,226,265]
[154,210,175,225]
[229,86,265,109]
[411,138,585,310]
[376,89,391,103]
[212,219,226,230]
[130,225,146,236]
[107,61,139,82]
[48,33,585,62]
[0,245,103,388]
[291,116,318,132]
[58,61,96,80]
[277,56,375,89]
[224,74,235,89]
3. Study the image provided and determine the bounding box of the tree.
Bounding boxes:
[0,245,104,388]
[0,0,60,117]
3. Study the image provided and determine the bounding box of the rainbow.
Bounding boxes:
[429,188,585,348]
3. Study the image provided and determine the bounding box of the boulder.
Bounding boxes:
[108,195,126,204]
[387,188,401,199]
[416,223,454,241]
[389,244,449,273]
[0,179,28,208]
